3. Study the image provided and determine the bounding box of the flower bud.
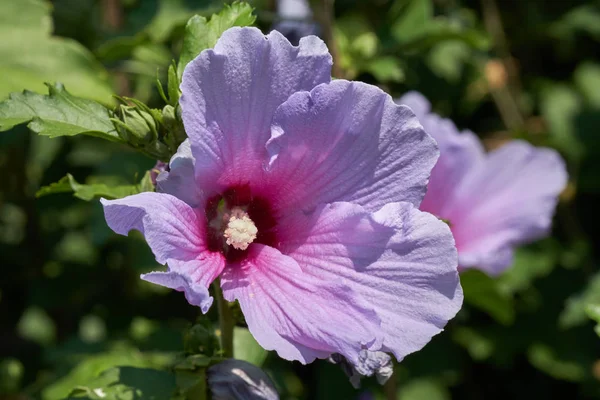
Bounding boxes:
[208,359,279,400]
[114,105,158,145]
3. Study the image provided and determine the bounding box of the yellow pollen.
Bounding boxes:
[223,207,258,250]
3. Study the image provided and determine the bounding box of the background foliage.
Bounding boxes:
[0,0,599,398]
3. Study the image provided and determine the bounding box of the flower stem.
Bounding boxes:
[213,279,234,358]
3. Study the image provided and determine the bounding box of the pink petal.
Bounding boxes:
[265,80,437,212]
[101,192,225,312]
[397,92,485,216]
[220,244,383,364]
[447,141,567,274]
[156,139,203,207]
[277,201,462,362]
[180,27,332,194]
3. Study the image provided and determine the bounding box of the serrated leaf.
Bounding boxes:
[177,2,256,79]
[0,83,122,143]
[0,0,113,103]
[461,269,515,325]
[36,174,144,201]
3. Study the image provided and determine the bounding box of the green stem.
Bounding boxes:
[213,279,234,358]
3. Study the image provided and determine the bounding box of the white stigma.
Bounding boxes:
[223,207,258,251]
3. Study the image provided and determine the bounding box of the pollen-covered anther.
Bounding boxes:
[223,207,258,251]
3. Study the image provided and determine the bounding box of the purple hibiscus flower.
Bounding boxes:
[101,28,462,367]
[398,92,568,276]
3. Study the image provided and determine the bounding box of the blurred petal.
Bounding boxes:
[208,359,279,400]
[278,201,462,362]
[266,80,437,212]
[101,192,225,312]
[397,92,485,216]
[220,244,383,364]
[448,141,567,274]
[180,27,332,193]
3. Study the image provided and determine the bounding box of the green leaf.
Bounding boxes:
[497,240,558,294]
[0,83,122,143]
[574,62,600,108]
[42,346,176,400]
[36,174,147,201]
[364,57,405,82]
[527,343,586,382]
[0,0,113,104]
[461,269,515,325]
[17,306,56,346]
[427,40,471,83]
[585,304,600,336]
[390,0,433,45]
[177,2,256,79]
[559,272,600,329]
[233,327,268,366]
[540,84,584,162]
[398,378,451,400]
[452,327,494,361]
[66,367,177,400]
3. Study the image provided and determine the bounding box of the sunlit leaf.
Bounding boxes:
[177,2,256,79]
[36,173,151,201]
[0,83,121,143]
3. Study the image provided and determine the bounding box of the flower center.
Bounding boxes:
[223,207,257,250]
[204,185,278,261]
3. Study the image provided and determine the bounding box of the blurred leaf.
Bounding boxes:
[498,240,558,294]
[390,0,489,51]
[146,0,201,43]
[574,62,600,108]
[0,83,122,143]
[391,0,433,45]
[0,358,24,394]
[397,377,451,400]
[79,315,107,344]
[560,272,600,329]
[540,84,584,161]
[233,327,268,366]
[364,57,405,82]
[585,304,600,336]
[17,306,56,346]
[549,4,600,41]
[427,40,471,83]
[527,343,586,382]
[66,367,177,400]
[177,2,256,79]
[461,269,515,325]
[37,173,152,201]
[452,326,494,361]
[0,0,113,103]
